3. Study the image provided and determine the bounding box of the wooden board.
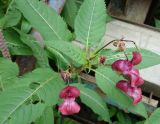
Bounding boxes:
[80,73,159,110]
[108,0,152,24]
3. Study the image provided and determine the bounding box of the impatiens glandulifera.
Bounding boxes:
[116,80,142,105]
[58,86,80,115]
[112,51,143,105]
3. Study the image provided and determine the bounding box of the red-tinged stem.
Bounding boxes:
[0,30,11,60]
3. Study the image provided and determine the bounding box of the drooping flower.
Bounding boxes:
[112,51,143,105]
[59,98,80,115]
[58,86,80,115]
[116,80,142,105]
[131,52,142,65]
[112,60,133,74]
[59,86,80,98]
[112,52,143,87]
[99,56,106,65]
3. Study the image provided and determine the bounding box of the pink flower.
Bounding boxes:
[116,80,142,105]
[131,52,142,65]
[112,52,143,87]
[112,60,133,74]
[59,86,80,115]
[59,98,80,115]
[112,52,143,105]
[124,68,144,87]
[59,86,80,98]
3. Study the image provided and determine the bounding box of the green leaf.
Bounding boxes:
[145,108,160,124]
[116,111,132,124]
[46,47,70,70]
[62,0,78,28]
[0,3,21,28]
[5,103,46,124]
[101,48,160,69]
[117,111,126,124]
[60,118,80,124]
[3,29,32,55]
[35,106,54,124]
[15,29,49,68]
[15,0,71,41]
[95,66,147,118]
[0,3,4,18]
[106,12,112,24]
[136,121,145,124]
[46,40,86,67]
[155,18,160,28]
[0,58,18,90]
[109,106,117,118]
[0,68,64,123]
[74,84,111,123]
[0,87,33,123]
[19,68,64,105]
[75,0,106,48]
[21,19,32,33]
[137,49,160,69]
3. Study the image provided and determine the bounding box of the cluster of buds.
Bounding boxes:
[60,69,72,83]
[112,52,143,105]
[59,86,80,115]
[113,40,126,51]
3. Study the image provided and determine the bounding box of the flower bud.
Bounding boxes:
[99,56,106,64]
[131,52,142,65]
[59,98,80,115]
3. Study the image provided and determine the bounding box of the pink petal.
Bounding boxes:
[128,88,142,105]
[124,69,140,87]
[116,80,142,105]
[59,86,80,98]
[116,80,129,92]
[137,77,144,86]
[125,69,144,87]
[112,60,133,74]
[131,52,142,65]
[58,98,80,115]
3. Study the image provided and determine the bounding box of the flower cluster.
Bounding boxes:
[112,52,143,105]
[113,40,126,51]
[58,86,80,115]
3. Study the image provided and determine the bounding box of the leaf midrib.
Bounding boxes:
[81,90,106,111]
[95,69,115,85]
[1,76,54,124]
[86,0,96,49]
[26,0,62,40]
